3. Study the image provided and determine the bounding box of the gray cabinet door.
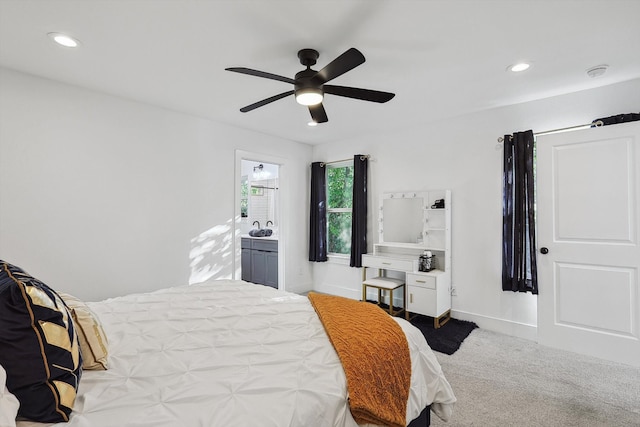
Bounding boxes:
[264,251,278,288]
[241,248,252,282]
[242,238,278,287]
[251,250,266,285]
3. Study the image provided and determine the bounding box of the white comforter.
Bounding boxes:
[18,280,455,427]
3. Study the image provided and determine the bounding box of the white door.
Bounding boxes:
[536,121,640,367]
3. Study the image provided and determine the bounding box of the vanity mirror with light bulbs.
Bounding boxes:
[362,190,452,327]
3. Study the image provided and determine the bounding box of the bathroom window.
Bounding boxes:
[240,176,249,217]
[326,162,353,255]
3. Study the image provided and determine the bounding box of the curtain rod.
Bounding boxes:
[497,120,604,142]
[314,154,370,167]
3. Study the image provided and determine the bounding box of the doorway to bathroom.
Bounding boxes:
[240,161,279,235]
[235,151,283,289]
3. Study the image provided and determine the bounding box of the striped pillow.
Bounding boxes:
[0,260,82,423]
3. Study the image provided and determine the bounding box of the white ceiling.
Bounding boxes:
[1,0,639,145]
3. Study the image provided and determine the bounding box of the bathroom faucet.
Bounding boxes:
[266,221,273,227]
[252,221,260,229]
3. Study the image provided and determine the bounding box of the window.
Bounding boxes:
[326,162,353,255]
[240,176,248,217]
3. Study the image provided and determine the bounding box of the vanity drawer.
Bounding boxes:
[362,255,414,271]
[241,238,252,249]
[406,273,437,289]
[252,239,278,252]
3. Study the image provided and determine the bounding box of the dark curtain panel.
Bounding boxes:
[309,162,327,262]
[502,130,538,294]
[350,155,368,267]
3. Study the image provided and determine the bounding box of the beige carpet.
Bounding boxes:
[430,328,640,427]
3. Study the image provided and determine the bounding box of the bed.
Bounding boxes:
[2,271,455,426]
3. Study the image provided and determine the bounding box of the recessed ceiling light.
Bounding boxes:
[307,121,318,127]
[509,62,530,72]
[48,32,80,48]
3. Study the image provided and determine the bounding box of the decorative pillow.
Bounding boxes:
[0,260,82,423]
[59,292,109,370]
[0,364,19,427]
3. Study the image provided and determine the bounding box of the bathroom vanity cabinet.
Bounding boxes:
[241,238,278,288]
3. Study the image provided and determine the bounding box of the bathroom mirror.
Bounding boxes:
[380,192,426,244]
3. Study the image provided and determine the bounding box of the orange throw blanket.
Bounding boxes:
[308,292,411,427]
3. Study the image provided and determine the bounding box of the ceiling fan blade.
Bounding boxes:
[324,85,395,103]
[313,48,365,84]
[226,67,296,85]
[239,91,294,112]
[309,103,328,123]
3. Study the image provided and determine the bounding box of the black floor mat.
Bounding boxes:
[409,314,478,355]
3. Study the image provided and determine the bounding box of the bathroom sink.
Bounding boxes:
[248,228,273,237]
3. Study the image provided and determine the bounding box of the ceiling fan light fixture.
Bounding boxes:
[295,88,323,106]
[227,47,394,123]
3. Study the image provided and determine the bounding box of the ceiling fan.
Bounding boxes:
[225,48,395,124]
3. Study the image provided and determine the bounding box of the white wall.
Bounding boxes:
[311,78,640,340]
[0,68,313,301]
[3,66,638,340]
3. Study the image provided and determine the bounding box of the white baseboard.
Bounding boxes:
[312,282,361,300]
[283,281,313,295]
[451,309,537,342]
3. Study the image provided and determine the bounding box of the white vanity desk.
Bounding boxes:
[362,191,452,328]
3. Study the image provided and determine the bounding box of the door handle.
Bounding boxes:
[540,247,549,254]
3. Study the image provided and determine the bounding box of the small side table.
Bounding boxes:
[362,276,405,317]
